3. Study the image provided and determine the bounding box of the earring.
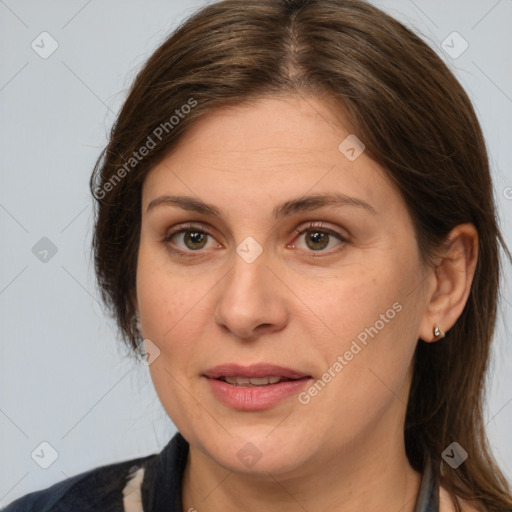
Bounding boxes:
[432,323,445,342]
[134,315,141,332]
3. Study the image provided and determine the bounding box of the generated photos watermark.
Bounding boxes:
[298,301,403,405]
[93,97,198,200]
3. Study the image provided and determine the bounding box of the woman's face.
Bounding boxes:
[136,95,432,475]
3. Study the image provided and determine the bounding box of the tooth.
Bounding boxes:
[249,377,271,386]
[223,376,283,387]
[224,376,250,385]
[222,376,284,386]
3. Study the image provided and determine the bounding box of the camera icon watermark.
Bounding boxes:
[31,441,59,469]
[31,32,59,59]
[442,441,468,469]
[338,134,365,161]
[32,237,58,263]
[503,187,512,200]
[441,31,469,59]
[236,442,263,468]
[236,236,263,263]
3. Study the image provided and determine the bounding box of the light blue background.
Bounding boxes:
[1,0,511,505]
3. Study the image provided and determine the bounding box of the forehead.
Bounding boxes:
[165,95,355,162]
[142,95,401,220]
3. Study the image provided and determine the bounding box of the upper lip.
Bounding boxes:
[203,364,310,380]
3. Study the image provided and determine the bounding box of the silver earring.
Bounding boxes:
[432,323,445,342]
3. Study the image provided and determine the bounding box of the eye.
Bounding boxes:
[163,224,220,257]
[162,221,348,259]
[291,222,348,253]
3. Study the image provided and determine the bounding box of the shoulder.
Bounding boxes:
[2,453,156,512]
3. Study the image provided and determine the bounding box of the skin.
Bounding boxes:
[134,94,479,512]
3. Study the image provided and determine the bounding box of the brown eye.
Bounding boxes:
[163,224,220,257]
[304,230,330,251]
[292,222,348,254]
[182,230,208,250]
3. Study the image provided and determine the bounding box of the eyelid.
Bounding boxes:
[293,221,347,238]
[163,222,216,241]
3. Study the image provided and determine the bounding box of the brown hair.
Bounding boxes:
[90,0,512,509]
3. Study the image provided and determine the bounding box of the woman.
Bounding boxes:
[4,0,511,511]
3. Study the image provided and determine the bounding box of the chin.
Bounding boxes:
[197,426,317,476]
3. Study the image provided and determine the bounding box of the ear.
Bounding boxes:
[418,223,478,343]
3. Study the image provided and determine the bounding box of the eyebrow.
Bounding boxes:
[146,192,377,218]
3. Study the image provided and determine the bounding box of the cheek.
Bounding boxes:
[298,252,422,383]
[136,243,201,341]
[136,246,210,431]
[292,265,402,347]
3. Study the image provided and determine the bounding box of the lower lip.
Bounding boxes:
[206,377,311,411]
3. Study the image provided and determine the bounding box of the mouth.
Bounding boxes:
[203,364,312,410]
[217,376,306,387]
[203,363,311,383]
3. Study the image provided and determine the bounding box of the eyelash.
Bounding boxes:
[162,222,348,259]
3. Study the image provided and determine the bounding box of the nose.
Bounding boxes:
[214,250,289,341]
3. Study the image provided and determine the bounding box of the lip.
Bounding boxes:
[203,364,312,411]
[203,363,309,380]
